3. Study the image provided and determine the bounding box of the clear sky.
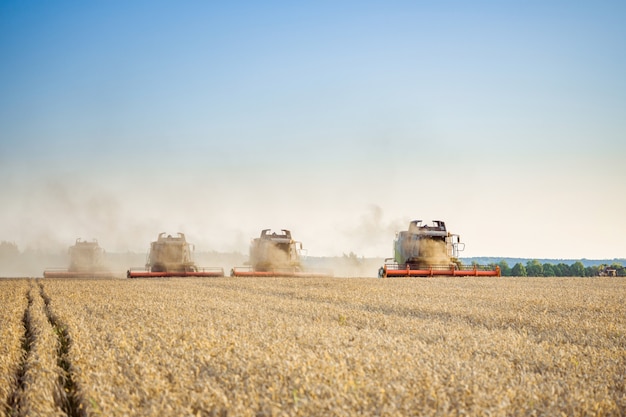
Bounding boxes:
[1,1,625,260]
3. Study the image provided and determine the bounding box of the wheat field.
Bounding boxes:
[0,277,624,416]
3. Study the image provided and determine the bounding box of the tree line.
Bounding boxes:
[484,259,625,277]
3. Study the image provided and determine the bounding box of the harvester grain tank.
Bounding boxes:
[378,220,500,277]
[127,233,224,278]
[230,229,332,277]
[43,238,114,278]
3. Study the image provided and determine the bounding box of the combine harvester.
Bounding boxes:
[127,233,224,278]
[43,238,114,278]
[231,229,332,277]
[378,220,500,278]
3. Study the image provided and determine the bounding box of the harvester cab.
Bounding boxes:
[148,233,196,273]
[379,220,500,278]
[43,238,114,278]
[231,229,332,277]
[127,233,224,278]
[250,229,302,271]
[394,220,462,267]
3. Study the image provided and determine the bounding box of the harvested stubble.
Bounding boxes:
[21,278,626,416]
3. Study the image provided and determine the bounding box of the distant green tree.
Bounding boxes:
[498,260,511,277]
[555,263,571,277]
[571,261,585,277]
[542,263,556,277]
[584,266,599,277]
[526,260,544,277]
[511,263,527,277]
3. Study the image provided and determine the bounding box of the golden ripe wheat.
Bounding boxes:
[1,277,625,416]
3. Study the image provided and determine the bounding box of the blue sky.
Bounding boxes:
[1,1,625,259]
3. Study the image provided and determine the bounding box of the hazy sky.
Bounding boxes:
[1,1,625,260]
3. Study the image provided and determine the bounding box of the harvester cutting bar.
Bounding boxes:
[43,269,115,279]
[230,267,332,278]
[127,267,224,278]
[382,264,500,278]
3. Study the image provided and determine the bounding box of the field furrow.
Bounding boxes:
[0,279,29,417]
[1,279,69,417]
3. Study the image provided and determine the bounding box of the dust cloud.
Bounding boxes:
[303,255,384,278]
[340,205,407,258]
[414,238,451,267]
[251,243,292,270]
[0,171,405,277]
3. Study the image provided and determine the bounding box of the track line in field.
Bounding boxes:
[208,281,535,337]
[38,281,88,417]
[5,282,34,416]
[238,283,605,348]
